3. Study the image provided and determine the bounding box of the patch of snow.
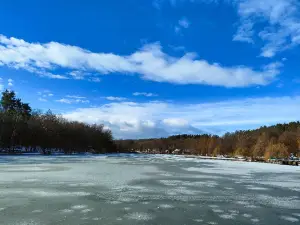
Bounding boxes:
[32,209,42,213]
[92,217,101,221]
[219,214,235,219]
[258,195,300,209]
[212,209,224,213]
[81,208,93,213]
[280,216,299,222]
[158,204,174,209]
[224,187,234,190]
[71,205,88,210]
[125,212,154,221]
[60,209,74,214]
[193,219,204,222]
[251,218,260,223]
[245,185,269,191]
[106,200,122,204]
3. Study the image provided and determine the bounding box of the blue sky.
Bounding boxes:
[1,0,300,139]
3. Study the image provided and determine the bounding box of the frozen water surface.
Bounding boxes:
[0,154,300,225]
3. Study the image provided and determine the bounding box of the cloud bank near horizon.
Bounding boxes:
[63,96,300,139]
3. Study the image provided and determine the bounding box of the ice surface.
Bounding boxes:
[0,154,299,225]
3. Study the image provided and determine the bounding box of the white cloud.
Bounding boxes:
[56,98,90,104]
[133,92,158,97]
[0,34,281,87]
[105,96,127,101]
[63,96,300,139]
[48,93,54,97]
[163,118,189,127]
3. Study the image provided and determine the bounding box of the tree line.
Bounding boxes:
[116,123,300,160]
[2,89,299,159]
[0,90,117,154]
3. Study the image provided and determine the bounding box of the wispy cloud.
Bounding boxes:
[153,0,163,9]
[56,98,89,104]
[65,95,86,99]
[56,95,89,104]
[68,71,87,80]
[63,95,300,139]
[7,78,13,87]
[105,96,127,101]
[232,0,300,57]
[38,97,47,102]
[175,17,190,34]
[178,17,190,28]
[169,45,186,53]
[133,92,158,97]
[38,90,54,100]
[88,77,101,83]
[0,34,281,87]
[233,20,254,44]
[0,77,3,91]
[155,0,300,57]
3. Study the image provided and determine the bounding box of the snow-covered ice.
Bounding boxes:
[0,154,299,225]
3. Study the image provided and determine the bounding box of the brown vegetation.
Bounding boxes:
[116,125,300,159]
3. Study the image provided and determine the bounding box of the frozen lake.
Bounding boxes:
[0,154,300,225]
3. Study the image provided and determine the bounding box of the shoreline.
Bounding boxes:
[0,152,299,166]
